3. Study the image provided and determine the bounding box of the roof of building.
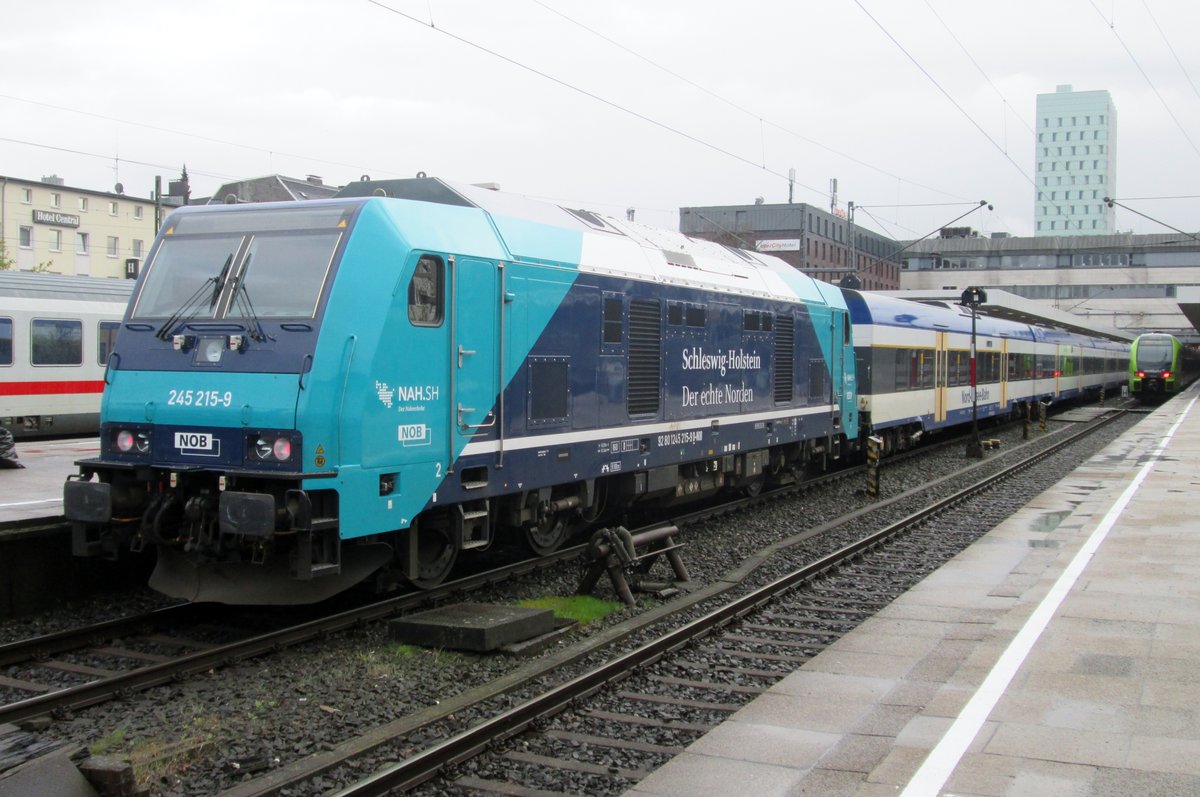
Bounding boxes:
[0,174,153,203]
[207,175,340,205]
[905,231,1195,255]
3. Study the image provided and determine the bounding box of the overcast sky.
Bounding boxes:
[3,0,1199,242]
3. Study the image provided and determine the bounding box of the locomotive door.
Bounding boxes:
[451,257,500,442]
[934,331,949,423]
[831,310,845,411]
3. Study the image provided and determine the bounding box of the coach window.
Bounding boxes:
[0,318,11,366]
[31,319,82,366]
[97,321,121,365]
[685,305,706,328]
[407,254,444,326]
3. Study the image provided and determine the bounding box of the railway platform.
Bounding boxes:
[629,388,1200,797]
[0,437,96,527]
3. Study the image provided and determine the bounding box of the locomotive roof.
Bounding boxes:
[338,177,842,308]
[0,271,134,303]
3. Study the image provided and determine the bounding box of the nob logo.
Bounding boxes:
[398,424,430,446]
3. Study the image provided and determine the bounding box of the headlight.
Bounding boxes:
[248,433,296,463]
[112,428,151,455]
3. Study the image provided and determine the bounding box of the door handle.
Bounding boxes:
[458,345,476,367]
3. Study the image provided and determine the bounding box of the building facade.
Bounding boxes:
[901,230,1197,343]
[679,202,902,290]
[0,175,157,279]
[1034,85,1117,236]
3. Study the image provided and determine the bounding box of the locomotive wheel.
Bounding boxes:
[525,513,570,556]
[743,475,766,497]
[406,526,458,589]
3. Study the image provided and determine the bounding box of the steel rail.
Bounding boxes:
[0,543,587,727]
[331,409,1128,796]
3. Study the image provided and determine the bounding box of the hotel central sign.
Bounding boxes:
[32,209,81,227]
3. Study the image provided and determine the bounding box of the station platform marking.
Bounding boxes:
[900,395,1197,797]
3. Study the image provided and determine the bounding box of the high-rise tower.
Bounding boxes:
[1034,85,1117,236]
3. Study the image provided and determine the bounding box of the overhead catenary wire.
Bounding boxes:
[529,0,971,204]
[365,0,827,202]
[1103,197,1200,244]
[1089,0,1200,161]
[852,0,1035,188]
[0,93,410,184]
[1139,0,1200,105]
[921,0,1036,137]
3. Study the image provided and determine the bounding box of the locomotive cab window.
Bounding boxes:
[131,204,353,321]
[0,318,11,366]
[408,255,444,326]
[32,319,83,366]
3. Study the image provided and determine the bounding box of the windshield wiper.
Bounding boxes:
[154,254,234,341]
[229,267,271,344]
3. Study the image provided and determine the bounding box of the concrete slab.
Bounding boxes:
[388,603,555,652]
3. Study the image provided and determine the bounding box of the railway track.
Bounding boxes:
[0,404,1129,794]
[195,407,1132,797]
[0,416,962,727]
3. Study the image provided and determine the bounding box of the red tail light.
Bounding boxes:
[1163,371,1172,379]
[1137,371,1145,378]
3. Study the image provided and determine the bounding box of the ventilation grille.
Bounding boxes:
[627,300,662,416]
[774,313,795,403]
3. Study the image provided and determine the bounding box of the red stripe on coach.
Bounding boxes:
[0,380,107,396]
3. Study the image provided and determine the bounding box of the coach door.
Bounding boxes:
[451,257,502,447]
[934,331,949,423]
[1000,340,1009,410]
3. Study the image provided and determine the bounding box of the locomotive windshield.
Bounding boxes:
[1136,337,1173,370]
[131,204,355,321]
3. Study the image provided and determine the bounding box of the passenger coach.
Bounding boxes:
[845,290,1128,453]
[0,272,132,437]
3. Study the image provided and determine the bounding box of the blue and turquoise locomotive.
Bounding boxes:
[64,177,858,603]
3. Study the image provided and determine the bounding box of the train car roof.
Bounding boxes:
[0,271,134,303]
[844,289,1128,349]
[336,177,843,309]
[843,289,1035,340]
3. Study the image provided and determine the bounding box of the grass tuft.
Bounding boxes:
[519,595,622,624]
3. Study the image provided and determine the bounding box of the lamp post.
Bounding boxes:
[962,287,987,459]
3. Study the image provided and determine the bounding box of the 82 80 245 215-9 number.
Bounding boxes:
[167,389,234,408]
